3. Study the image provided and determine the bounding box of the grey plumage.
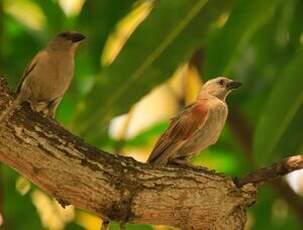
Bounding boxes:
[0,31,85,122]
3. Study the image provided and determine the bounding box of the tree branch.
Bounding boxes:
[0,76,300,229]
[237,155,303,187]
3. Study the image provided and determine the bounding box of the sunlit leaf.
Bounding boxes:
[102,1,154,66]
[4,0,46,30]
[78,0,138,72]
[31,190,75,230]
[59,0,85,17]
[76,211,101,230]
[15,176,31,196]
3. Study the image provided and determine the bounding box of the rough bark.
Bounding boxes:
[0,76,300,229]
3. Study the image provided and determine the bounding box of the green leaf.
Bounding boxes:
[288,0,303,49]
[76,0,234,139]
[253,48,303,165]
[250,186,302,229]
[31,0,65,32]
[273,105,303,160]
[204,0,281,77]
[77,0,138,72]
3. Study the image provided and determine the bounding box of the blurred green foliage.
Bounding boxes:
[0,0,302,229]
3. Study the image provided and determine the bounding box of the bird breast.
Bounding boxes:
[176,99,228,158]
[28,51,74,102]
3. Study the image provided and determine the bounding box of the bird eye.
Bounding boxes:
[217,79,225,86]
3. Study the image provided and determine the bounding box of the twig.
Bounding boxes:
[237,155,303,187]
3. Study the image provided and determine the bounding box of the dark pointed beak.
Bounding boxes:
[71,33,86,43]
[226,81,242,90]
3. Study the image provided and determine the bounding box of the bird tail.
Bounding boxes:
[0,96,21,123]
[146,144,172,166]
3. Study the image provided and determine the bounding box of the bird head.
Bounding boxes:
[48,31,86,51]
[199,77,241,101]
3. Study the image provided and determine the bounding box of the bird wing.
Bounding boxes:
[147,101,209,165]
[16,51,45,94]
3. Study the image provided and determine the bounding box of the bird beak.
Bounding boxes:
[71,33,86,43]
[226,80,242,90]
